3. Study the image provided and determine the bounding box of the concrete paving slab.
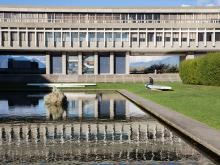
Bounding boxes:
[118,89,220,162]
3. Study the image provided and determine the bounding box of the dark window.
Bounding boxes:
[148,33,154,42]
[115,53,125,74]
[99,54,110,74]
[114,100,126,120]
[98,100,110,119]
[207,32,212,42]
[216,32,220,41]
[51,55,62,74]
[198,33,204,42]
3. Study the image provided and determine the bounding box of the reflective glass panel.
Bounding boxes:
[82,54,94,74]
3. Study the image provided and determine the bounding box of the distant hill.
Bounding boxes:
[130,56,179,68]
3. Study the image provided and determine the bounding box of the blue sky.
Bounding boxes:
[0,0,220,7]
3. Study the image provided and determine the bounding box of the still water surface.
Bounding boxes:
[0,91,215,164]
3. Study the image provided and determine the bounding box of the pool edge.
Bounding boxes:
[117,89,220,163]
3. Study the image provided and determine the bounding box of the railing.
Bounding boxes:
[0,17,220,24]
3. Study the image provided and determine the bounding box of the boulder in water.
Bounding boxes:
[44,87,67,107]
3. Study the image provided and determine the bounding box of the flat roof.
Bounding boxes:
[0,5,220,13]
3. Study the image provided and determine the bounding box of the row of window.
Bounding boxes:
[52,53,125,74]
[1,31,220,42]
[0,12,220,23]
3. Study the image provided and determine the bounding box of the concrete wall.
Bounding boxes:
[0,73,181,83]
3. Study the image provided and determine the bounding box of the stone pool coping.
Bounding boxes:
[117,89,220,161]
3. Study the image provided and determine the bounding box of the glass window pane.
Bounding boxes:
[51,55,62,74]
[71,32,78,42]
[79,32,86,41]
[68,55,78,74]
[54,32,61,42]
[63,32,70,42]
[83,54,94,74]
[115,54,125,74]
[46,32,53,42]
[88,32,95,42]
[114,32,121,42]
[97,32,104,42]
[99,55,110,74]
[122,32,129,41]
[105,32,112,41]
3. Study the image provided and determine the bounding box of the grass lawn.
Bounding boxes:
[84,82,220,130]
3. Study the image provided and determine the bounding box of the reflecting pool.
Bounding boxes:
[0,91,215,164]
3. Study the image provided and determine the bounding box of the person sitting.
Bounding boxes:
[145,77,154,88]
[148,77,154,85]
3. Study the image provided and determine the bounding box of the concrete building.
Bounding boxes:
[0,5,220,77]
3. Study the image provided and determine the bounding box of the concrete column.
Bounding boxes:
[129,29,131,47]
[154,29,157,47]
[145,29,148,47]
[187,29,190,47]
[18,30,20,47]
[86,30,89,47]
[179,29,182,47]
[137,30,140,47]
[94,99,98,118]
[125,51,130,74]
[170,28,173,47]
[213,30,216,47]
[78,52,82,75]
[78,31,80,47]
[78,99,83,118]
[162,29,165,47]
[69,30,72,47]
[94,52,98,75]
[61,29,63,47]
[26,30,28,47]
[62,52,67,75]
[121,29,123,47]
[196,28,199,47]
[8,30,11,47]
[110,99,114,119]
[104,29,106,47]
[46,54,51,74]
[44,31,46,47]
[35,30,37,47]
[110,52,114,74]
[204,30,207,47]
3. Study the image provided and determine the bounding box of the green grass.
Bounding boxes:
[85,82,220,130]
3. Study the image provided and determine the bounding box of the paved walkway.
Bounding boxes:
[118,89,220,162]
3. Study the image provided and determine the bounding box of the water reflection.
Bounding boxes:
[0,92,214,164]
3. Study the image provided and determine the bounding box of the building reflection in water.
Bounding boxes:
[0,92,214,164]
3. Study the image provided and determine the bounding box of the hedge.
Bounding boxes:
[179,53,220,86]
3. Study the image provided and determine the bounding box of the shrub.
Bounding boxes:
[199,53,220,86]
[179,53,220,86]
[179,59,201,85]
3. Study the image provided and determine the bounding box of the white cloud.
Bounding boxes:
[181,4,192,7]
